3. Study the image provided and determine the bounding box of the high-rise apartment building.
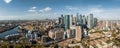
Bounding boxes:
[75,25,82,41]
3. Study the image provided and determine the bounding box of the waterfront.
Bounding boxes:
[0,26,19,39]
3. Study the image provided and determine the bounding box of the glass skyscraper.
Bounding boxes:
[82,15,86,25]
[64,15,70,31]
[87,14,94,29]
[76,13,82,24]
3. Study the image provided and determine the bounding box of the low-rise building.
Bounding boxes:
[48,28,64,40]
[67,29,75,38]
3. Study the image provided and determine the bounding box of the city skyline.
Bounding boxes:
[0,0,120,20]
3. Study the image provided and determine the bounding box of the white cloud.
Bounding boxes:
[89,8,103,14]
[28,6,37,13]
[39,7,52,12]
[28,9,37,12]
[31,6,37,10]
[28,6,52,13]
[65,6,79,10]
[4,0,12,4]
[44,7,52,11]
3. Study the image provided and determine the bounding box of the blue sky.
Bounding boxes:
[0,0,120,20]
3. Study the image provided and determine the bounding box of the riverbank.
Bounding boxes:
[0,26,19,38]
[0,25,18,33]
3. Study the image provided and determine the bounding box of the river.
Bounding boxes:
[0,26,19,39]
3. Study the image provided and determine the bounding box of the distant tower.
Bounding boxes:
[58,17,62,24]
[79,14,82,24]
[106,20,108,29]
[76,13,82,24]
[73,17,77,25]
[94,18,97,26]
[87,14,94,29]
[61,14,64,25]
[76,13,80,24]
[58,14,64,25]
[82,15,86,25]
[70,15,73,28]
[110,20,113,30]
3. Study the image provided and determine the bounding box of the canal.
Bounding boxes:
[0,26,19,39]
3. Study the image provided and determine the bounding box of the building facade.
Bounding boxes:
[64,15,70,31]
[87,14,94,29]
[75,26,82,41]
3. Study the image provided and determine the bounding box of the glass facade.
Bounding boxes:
[64,15,70,31]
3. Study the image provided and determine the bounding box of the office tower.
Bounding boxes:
[87,14,94,29]
[64,15,70,31]
[94,18,97,26]
[73,17,76,25]
[82,15,86,25]
[58,14,65,28]
[61,14,64,25]
[76,13,80,24]
[70,15,73,28]
[58,17,62,24]
[75,25,82,41]
[76,13,82,24]
[80,15,82,24]
[58,14,64,25]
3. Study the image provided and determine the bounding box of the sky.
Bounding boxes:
[0,0,120,20]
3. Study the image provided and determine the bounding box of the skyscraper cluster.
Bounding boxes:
[58,13,97,41]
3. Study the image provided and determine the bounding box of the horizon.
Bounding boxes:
[0,0,120,20]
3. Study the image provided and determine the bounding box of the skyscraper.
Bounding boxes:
[94,18,97,26]
[64,15,70,31]
[87,14,94,29]
[76,13,79,23]
[76,13,82,24]
[70,15,73,28]
[110,20,113,30]
[58,14,64,25]
[58,17,62,24]
[80,14,82,24]
[61,14,64,25]
[73,17,77,25]
[82,15,86,25]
